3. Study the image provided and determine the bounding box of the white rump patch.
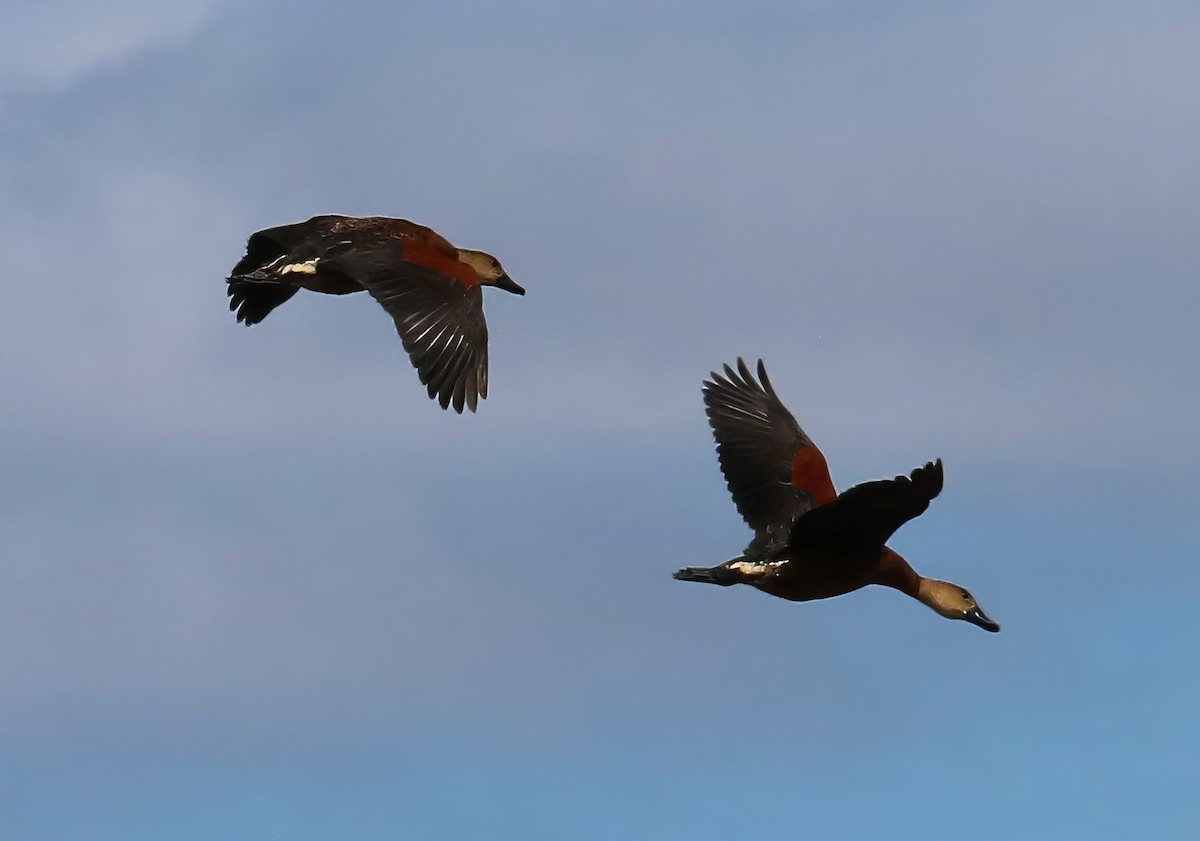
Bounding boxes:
[728,559,786,577]
[279,259,319,275]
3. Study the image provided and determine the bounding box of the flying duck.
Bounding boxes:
[226,215,525,413]
[674,359,999,632]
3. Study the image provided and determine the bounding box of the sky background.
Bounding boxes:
[2,0,1198,838]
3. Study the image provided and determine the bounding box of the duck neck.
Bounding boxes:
[876,547,922,599]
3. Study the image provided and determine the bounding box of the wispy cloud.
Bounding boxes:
[0,0,223,95]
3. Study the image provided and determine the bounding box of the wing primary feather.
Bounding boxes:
[425,334,468,398]
[701,357,826,552]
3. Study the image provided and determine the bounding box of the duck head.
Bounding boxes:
[457,248,525,295]
[917,579,1000,632]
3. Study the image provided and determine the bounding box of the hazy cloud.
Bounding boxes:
[0,0,223,95]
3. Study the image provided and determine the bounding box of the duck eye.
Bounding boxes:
[961,590,970,601]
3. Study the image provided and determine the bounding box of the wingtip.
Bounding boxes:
[703,362,734,392]
[703,356,777,401]
[736,357,755,383]
[913,458,945,498]
[707,357,756,389]
[754,359,776,395]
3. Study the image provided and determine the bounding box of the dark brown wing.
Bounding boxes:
[788,459,944,553]
[322,245,488,413]
[229,216,349,275]
[227,215,352,324]
[703,358,831,556]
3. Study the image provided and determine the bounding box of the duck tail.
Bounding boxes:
[226,281,299,326]
[229,267,278,283]
[672,563,740,586]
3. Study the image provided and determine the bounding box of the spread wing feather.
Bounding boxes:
[322,244,489,413]
[703,358,831,557]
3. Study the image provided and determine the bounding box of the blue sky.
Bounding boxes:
[1,1,1197,838]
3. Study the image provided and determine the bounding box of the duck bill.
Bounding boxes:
[493,274,526,296]
[965,606,1001,633]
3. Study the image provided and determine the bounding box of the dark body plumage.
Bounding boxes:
[674,359,999,632]
[227,214,525,413]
